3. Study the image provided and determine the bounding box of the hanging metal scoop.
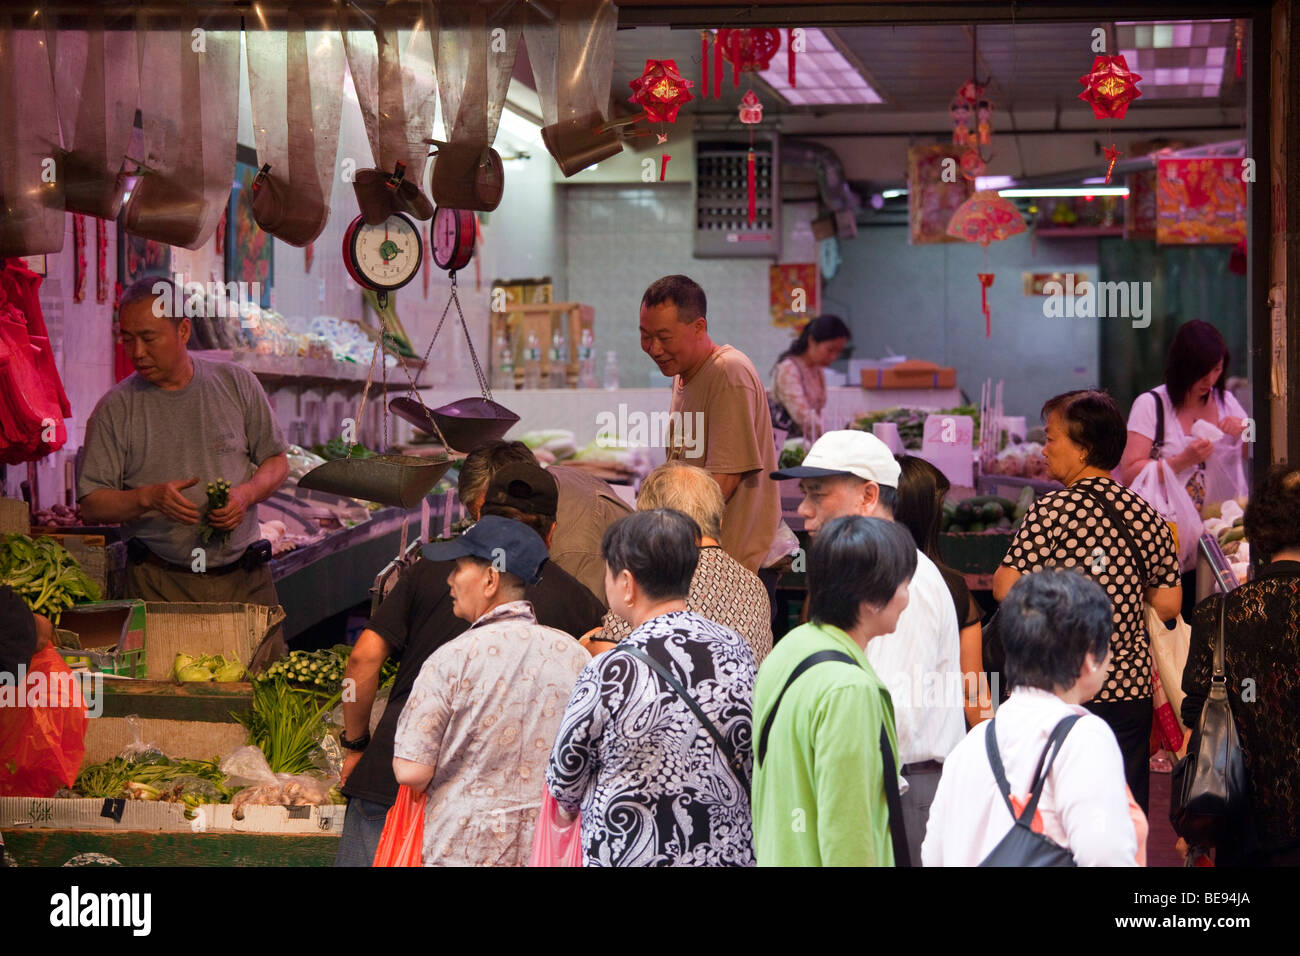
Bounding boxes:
[389,395,520,452]
[297,454,452,510]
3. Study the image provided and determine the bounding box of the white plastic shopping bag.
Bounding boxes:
[1130,458,1203,571]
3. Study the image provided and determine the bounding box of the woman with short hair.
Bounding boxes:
[545,510,758,866]
[993,389,1181,813]
[1181,464,1300,866]
[591,461,772,663]
[923,569,1142,867]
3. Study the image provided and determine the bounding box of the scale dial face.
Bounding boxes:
[343,213,423,292]
[432,206,476,272]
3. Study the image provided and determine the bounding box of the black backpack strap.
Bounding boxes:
[757,650,858,765]
[618,644,750,795]
[986,714,1083,823]
[878,723,912,867]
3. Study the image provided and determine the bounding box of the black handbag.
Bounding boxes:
[1170,598,1250,851]
[979,714,1082,867]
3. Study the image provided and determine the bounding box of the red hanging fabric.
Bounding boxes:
[978,272,994,338]
[747,148,757,225]
[713,33,723,99]
[0,261,70,463]
[701,32,709,99]
[788,28,796,86]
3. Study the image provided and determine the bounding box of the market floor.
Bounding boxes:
[1147,766,1183,867]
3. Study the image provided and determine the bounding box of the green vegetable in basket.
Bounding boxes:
[0,533,102,624]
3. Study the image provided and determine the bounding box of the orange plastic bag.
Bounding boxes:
[372,784,426,867]
[528,787,583,867]
[0,647,88,797]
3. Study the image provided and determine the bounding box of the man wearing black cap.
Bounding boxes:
[333,462,605,866]
[392,516,592,866]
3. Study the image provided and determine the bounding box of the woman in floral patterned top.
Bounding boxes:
[547,510,757,866]
[770,314,850,440]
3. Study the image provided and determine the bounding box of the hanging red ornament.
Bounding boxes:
[950,96,972,147]
[72,214,86,303]
[738,89,763,125]
[977,273,994,338]
[747,148,757,225]
[1078,55,1142,119]
[959,148,986,182]
[947,191,1026,246]
[701,32,710,99]
[1103,144,1122,185]
[976,97,994,146]
[304,241,314,273]
[95,218,108,303]
[1233,21,1244,79]
[656,132,668,145]
[629,59,695,124]
[717,29,781,86]
[956,80,983,104]
[788,28,797,87]
[714,35,724,99]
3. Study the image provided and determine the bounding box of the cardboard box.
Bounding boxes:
[861,360,957,390]
[58,600,147,678]
[141,602,282,680]
[0,796,344,835]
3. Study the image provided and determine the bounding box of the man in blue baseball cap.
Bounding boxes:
[391,514,592,866]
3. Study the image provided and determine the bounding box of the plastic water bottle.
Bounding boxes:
[577,328,597,388]
[602,350,619,390]
[548,328,568,388]
[523,331,542,389]
[493,330,514,391]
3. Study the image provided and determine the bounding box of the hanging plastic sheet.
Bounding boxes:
[121,8,240,250]
[245,8,345,246]
[340,3,438,224]
[523,0,622,177]
[426,0,522,210]
[43,7,139,220]
[0,11,64,256]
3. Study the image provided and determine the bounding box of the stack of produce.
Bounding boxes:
[31,504,85,528]
[984,441,1051,479]
[1202,497,1250,580]
[73,754,238,817]
[172,652,246,683]
[0,533,101,623]
[942,487,1035,534]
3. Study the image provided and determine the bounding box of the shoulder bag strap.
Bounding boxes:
[878,723,912,867]
[1213,596,1227,680]
[757,649,858,765]
[983,718,1017,817]
[618,644,750,795]
[1147,390,1165,457]
[1020,715,1084,822]
[1075,484,1150,585]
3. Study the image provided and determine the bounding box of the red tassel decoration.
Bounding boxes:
[978,272,994,337]
[733,34,741,87]
[1234,21,1244,79]
[788,28,796,87]
[72,214,86,303]
[304,241,314,273]
[96,218,108,303]
[747,148,756,225]
[660,154,672,181]
[701,32,709,99]
[714,33,723,99]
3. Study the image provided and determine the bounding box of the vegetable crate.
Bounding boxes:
[940,531,1015,577]
[57,600,147,678]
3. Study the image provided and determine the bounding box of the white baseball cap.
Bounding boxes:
[770,429,901,487]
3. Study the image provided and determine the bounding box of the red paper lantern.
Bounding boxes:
[1078,55,1143,119]
[738,90,763,125]
[717,29,781,85]
[946,191,1026,247]
[629,59,695,124]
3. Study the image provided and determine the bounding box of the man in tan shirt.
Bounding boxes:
[639,274,780,572]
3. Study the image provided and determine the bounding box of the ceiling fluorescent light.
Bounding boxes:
[881,188,907,199]
[975,175,1017,191]
[754,28,883,106]
[999,187,1130,197]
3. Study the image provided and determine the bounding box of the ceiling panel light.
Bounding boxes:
[754,28,883,106]
[1115,18,1232,99]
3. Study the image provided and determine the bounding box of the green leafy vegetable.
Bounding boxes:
[0,533,102,624]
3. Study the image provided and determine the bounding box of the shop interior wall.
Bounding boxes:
[824,226,1100,421]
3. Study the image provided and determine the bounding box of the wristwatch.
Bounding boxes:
[339,730,371,752]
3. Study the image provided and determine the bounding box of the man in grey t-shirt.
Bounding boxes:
[78,276,290,665]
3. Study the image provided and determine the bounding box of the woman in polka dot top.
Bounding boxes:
[992,389,1182,814]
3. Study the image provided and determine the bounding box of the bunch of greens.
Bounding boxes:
[311,437,375,461]
[234,676,343,775]
[779,438,809,470]
[172,652,246,683]
[74,754,239,815]
[0,533,101,624]
[258,646,397,700]
[199,478,231,546]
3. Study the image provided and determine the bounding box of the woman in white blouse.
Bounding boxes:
[1118,320,1249,510]
[770,315,850,441]
[922,569,1144,867]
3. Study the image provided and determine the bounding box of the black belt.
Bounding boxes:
[901,760,943,775]
[127,538,271,575]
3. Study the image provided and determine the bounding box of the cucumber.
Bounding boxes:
[979,502,1004,522]
[968,494,1018,514]
[955,500,976,521]
[1012,485,1036,520]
